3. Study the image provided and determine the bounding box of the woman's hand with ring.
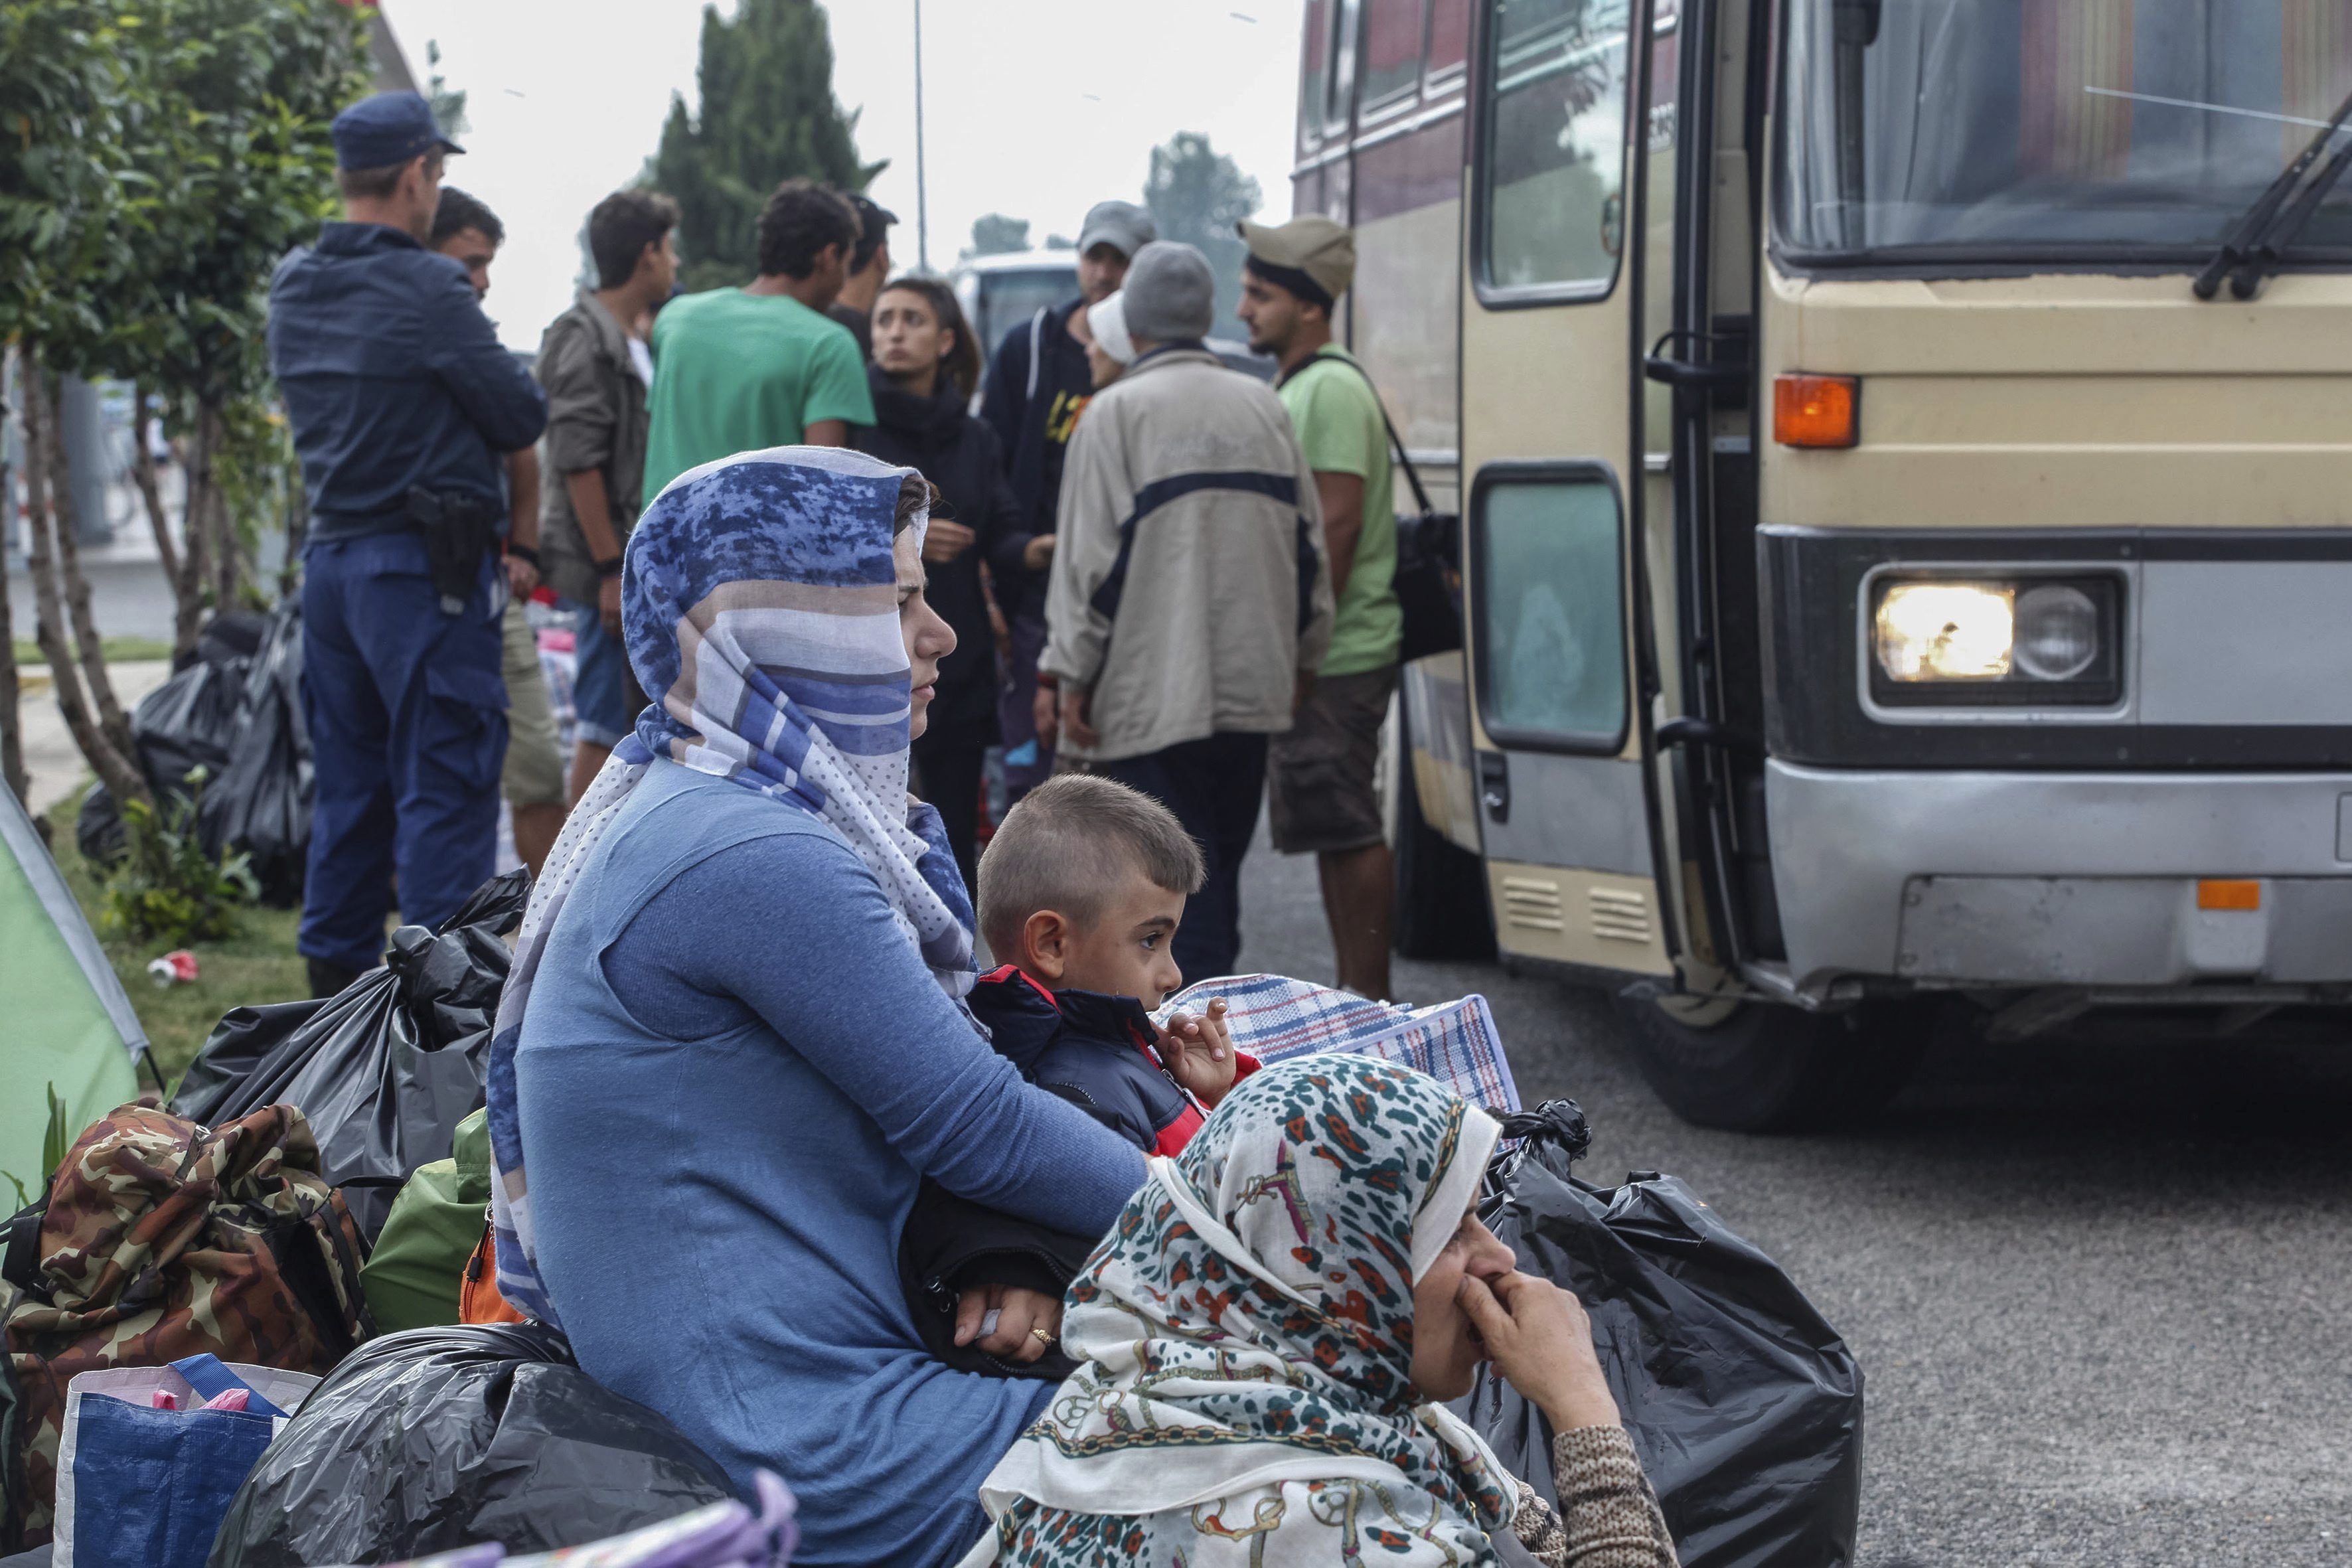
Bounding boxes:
[953,1283,1065,1363]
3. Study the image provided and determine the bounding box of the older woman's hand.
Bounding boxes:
[953,1283,1065,1364]
[1458,1271,1621,1431]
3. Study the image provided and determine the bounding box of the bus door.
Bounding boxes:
[1642,0,1776,990]
[1460,0,1680,980]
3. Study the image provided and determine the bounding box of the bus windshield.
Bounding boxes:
[1776,0,2352,265]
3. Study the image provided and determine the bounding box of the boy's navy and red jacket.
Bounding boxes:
[971,966,1259,1155]
[897,967,1260,1379]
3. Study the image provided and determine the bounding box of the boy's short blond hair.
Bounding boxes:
[978,774,1206,959]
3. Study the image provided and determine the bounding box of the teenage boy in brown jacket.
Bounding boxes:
[536,189,678,801]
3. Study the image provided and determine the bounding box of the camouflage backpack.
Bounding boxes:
[0,1102,372,1549]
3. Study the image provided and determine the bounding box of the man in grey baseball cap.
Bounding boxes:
[1077,200,1156,265]
[1038,239,1336,982]
[979,196,1162,803]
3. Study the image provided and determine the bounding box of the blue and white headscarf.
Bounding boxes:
[484,447,978,1323]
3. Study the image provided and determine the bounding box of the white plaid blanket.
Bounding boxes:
[1154,974,1521,1115]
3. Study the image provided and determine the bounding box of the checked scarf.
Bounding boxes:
[960,1056,1515,1567]
[483,446,977,1324]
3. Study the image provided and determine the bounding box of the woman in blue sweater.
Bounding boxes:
[481,447,1148,1567]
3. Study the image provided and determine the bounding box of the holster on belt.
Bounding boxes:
[406,487,501,615]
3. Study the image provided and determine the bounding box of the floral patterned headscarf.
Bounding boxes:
[961,1056,1513,1567]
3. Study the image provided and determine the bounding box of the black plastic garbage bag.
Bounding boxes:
[74,613,266,868]
[200,600,312,905]
[1455,1101,1864,1568]
[206,1323,736,1568]
[165,998,329,1122]
[170,869,531,1239]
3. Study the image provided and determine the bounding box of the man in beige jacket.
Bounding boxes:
[1040,241,1334,982]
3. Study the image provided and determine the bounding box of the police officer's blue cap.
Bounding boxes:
[331,92,463,171]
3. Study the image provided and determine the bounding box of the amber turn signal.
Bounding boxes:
[1774,373,1860,449]
[2196,879,2262,911]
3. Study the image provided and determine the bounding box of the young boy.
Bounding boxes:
[970,773,1255,1154]
[899,775,1257,1378]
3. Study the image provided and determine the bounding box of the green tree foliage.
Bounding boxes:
[1144,131,1263,333]
[0,0,134,365]
[101,768,260,945]
[0,0,133,807]
[965,213,1032,259]
[653,0,885,295]
[107,0,366,642]
[424,37,467,139]
[0,0,362,811]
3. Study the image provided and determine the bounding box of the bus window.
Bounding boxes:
[1362,0,1429,110]
[1479,0,1635,294]
[1777,0,2352,262]
[1427,0,1470,86]
[1473,473,1628,750]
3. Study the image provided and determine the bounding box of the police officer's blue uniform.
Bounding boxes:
[268,94,548,980]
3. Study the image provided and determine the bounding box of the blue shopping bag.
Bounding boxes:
[54,1355,314,1568]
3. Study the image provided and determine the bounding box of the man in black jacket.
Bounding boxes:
[268,92,547,997]
[977,198,1155,801]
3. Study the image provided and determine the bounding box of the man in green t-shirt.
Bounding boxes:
[641,179,878,507]
[1238,214,1403,1001]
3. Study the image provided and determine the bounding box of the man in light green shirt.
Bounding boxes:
[1239,214,1403,1000]
[642,179,877,507]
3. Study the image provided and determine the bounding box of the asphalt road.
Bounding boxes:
[1233,830,2352,1568]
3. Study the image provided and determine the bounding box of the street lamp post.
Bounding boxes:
[913,0,929,273]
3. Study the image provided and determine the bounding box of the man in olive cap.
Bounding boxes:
[979,198,1158,801]
[1237,214,1402,1000]
[268,91,548,998]
[1042,240,1334,983]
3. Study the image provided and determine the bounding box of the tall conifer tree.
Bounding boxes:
[653,0,886,293]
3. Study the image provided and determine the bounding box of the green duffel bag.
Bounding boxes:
[359,1108,492,1335]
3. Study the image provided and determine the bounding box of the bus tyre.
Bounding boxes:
[1612,991,1930,1132]
[1391,702,1495,963]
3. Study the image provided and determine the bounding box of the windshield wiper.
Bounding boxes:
[2195,84,2352,300]
[2228,137,2352,298]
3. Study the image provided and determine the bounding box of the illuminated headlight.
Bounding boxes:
[1869,574,2122,706]
[1874,582,2013,681]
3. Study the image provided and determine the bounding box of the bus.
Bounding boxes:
[1303,0,2352,1129]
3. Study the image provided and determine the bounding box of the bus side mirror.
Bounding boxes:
[1833,0,1881,45]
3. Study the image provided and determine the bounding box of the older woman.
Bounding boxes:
[962,1056,1679,1568]
[482,448,1147,1567]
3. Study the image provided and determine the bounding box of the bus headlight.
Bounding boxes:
[1869,574,2122,706]
[2011,584,2100,680]
[1873,582,2013,681]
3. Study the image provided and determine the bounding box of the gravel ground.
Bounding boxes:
[1235,830,2352,1568]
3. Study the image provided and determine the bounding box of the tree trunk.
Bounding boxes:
[0,353,27,809]
[207,399,242,613]
[281,464,309,599]
[32,369,138,765]
[175,404,216,658]
[19,360,150,811]
[129,386,182,586]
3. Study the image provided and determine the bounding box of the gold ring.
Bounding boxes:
[1032,1326,1058,1346]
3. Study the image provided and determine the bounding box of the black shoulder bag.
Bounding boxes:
[1283,353,1464,663]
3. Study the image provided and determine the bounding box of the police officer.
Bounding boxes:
[268,92,548,997]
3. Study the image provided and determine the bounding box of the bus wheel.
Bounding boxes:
[1391,699,1495,962]
[1612,990,1930,1132]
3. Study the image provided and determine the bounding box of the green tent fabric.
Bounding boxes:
[0,784,146,1204]
[360,1107,492,1333]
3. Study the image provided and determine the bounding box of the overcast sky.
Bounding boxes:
[379,0,1306,350]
